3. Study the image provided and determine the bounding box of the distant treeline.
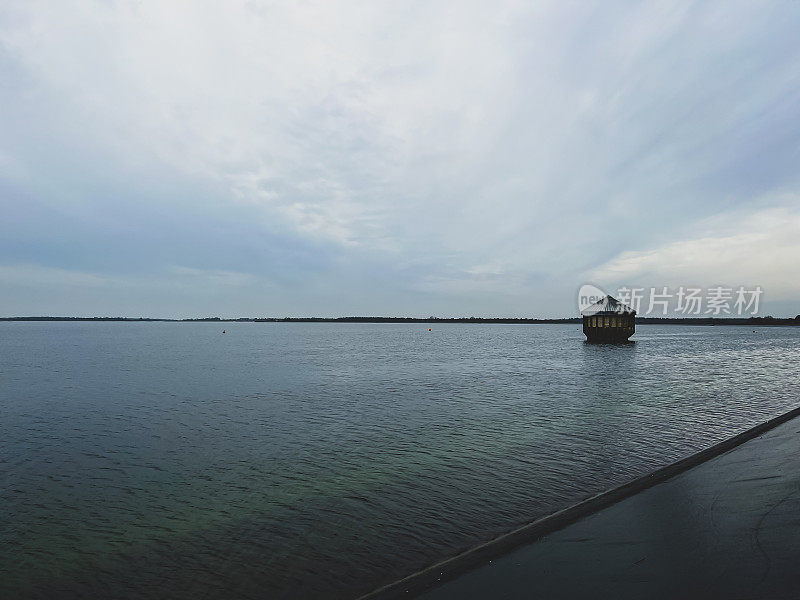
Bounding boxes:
[636,316,800,325]
[2,315,799,325]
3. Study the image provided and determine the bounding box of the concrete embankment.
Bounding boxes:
[360,406,800,600]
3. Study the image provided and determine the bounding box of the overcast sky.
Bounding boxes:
[1,1,799,317]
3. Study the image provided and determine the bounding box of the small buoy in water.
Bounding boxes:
[222,330,226,334]
[429,328,432,331]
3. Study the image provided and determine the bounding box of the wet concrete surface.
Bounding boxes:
[418,416,800,599]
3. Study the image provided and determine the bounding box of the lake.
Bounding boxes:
[1,322,798,599]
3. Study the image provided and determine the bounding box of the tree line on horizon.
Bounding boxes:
[2,315,799,324]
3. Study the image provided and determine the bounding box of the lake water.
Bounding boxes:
[1,322,799,599]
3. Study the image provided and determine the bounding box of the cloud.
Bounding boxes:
[0,264,271,318]
[1,1,800,316]
[587,201,800,300]
[0,264,117,288]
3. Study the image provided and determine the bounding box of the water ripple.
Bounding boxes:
[0,322,798,599]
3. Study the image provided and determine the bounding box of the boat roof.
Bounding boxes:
[581,295,636,316]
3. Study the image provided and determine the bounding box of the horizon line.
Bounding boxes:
[1,315,798,324]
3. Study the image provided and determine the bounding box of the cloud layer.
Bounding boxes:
[1,1,799,316]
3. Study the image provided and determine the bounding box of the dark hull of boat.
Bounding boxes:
[583,325,634,343]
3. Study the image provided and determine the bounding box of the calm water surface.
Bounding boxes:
[1,323,799,599]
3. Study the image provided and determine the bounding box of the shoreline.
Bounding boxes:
[1,317,798,326]
[358,405,800,600]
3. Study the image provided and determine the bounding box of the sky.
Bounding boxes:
[1,0,799,318]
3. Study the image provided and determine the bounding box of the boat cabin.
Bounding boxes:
[582,295,635,343]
